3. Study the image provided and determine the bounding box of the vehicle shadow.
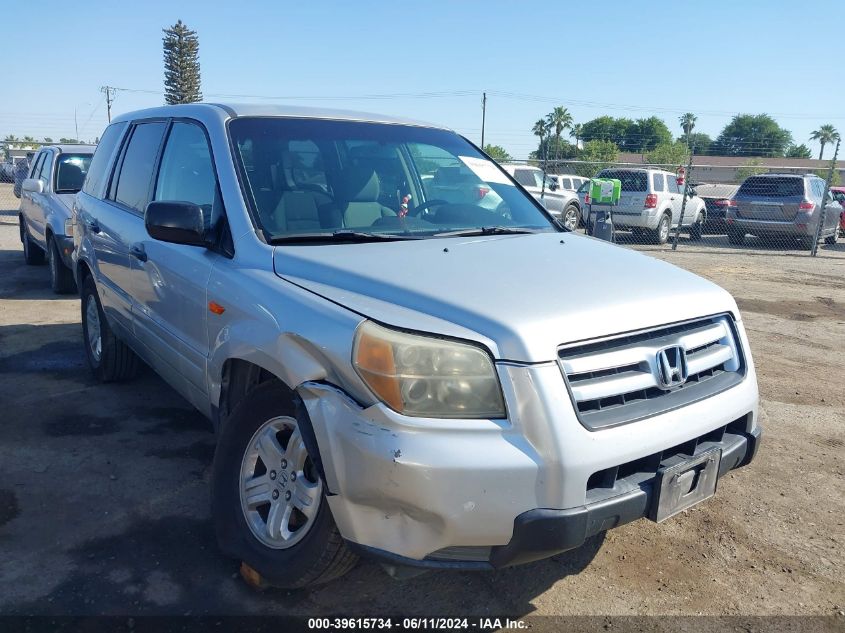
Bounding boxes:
[0,319,608,617]
[0,248,79,300]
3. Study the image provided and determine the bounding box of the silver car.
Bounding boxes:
[73,104,760,588]
[19,144,95,293]
[501,164,582,230]
[577,168,707,243]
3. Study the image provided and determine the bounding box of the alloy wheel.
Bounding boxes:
[85,295,102,362]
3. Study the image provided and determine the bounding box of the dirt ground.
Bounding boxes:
[0,182,843,619]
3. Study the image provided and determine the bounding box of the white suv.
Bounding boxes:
[578,168,707,243]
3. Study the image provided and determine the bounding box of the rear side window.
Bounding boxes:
[653,173,665,191]
[738,177,804,197]
[113,122,168,213]
[598,170,648,192]
[513,169,537,187]
[82,122,127,198]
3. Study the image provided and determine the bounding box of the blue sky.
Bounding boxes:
[3,0,845,159]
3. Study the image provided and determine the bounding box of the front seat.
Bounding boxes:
[340,168,395,227]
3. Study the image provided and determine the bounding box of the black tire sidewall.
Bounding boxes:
[212,382,339,588]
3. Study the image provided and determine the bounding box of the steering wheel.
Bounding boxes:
[408,199,449,218]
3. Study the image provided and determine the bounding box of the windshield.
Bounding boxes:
[55,153,93,193]
[597,170,648,192]
[229,118,555,241]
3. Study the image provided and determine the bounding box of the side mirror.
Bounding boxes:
[145,201,208,247]
[22,178,43,194]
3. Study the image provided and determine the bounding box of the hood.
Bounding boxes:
[273,233,738,362]
[55,193,76,211]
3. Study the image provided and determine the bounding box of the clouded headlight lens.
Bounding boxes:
[353,321,506,419]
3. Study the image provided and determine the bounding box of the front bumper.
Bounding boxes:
[299,338,760,567]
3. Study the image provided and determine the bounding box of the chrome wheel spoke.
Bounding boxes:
[284,426,308,470]
[243,474,272,508]
[256,428,284,468]
[292,476,320,519]
[266,501,294,541]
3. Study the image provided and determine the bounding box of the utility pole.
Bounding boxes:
[100,86,116,123]
[480,92,487,150]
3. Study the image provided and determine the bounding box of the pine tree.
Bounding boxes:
[162,20,202,105]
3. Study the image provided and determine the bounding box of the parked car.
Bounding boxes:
[73,104,760,588]
[576,168,707,244]
[2,154,31,183]
[690,183,739,235]
[19,145,95,293]
[830,186,845,237]
[726,174,840,248]
[423,165,504,211]
[548,174,588,192]
[501,164,582,230]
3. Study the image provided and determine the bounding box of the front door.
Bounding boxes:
[129,120,222,403]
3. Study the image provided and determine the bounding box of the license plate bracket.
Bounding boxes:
[649,447,721,523]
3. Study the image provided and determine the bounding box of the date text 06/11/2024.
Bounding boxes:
[307,618,528,630]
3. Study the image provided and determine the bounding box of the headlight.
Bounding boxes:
[64,218,74,238]
[353,321,506,419]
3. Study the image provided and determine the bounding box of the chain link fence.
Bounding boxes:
[508,148,844,257]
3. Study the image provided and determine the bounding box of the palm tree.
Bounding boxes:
[533,118,550,164]
[679,113,697,147]
[546,107,573,163]
[570,123,584,155]
[810,124,840,160]
[3,134,19,143]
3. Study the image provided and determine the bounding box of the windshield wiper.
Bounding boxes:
[434,226,544,238]
[269,229,423,244]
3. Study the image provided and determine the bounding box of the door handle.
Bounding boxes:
[130,243,148,262]
[84,218,101,233]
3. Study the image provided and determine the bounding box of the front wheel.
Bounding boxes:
[824,228,838,245]
[212,381,358,589]
[561,204,580,231]
[48,238,77,294]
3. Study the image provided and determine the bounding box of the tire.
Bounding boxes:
[652,213,671,245]
[797,235,815,251]
[48,238,77,294]
[213,381,358,589]
[727,228,746,245]
[824,228,838,246]
[21,221,45,265]
[81,274,138,382]
[689,213,704,241]
[561,204,580,231]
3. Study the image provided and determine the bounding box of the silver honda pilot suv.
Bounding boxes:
[73,104,761,588]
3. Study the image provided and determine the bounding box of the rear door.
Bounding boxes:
[88,121,168,336]
[129,119,222,401]
[735,176,805,222]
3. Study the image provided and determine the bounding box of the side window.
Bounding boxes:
[653,173,665,192]
[561,178,571,189]
[154,121,219,228]
[83,121,127,198]
[29,153,45,179]
[38,152,54,187]
[112,122,168,213]
[667,175,680,194]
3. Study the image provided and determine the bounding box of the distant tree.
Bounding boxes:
[809,124,839,160]
[546,107,573,162]
[532,118,551,164]
[483,144,511,161]
[686,132,712,155]
[59,137,80,144]
[580,116,633,150]
[735,158,768,183]
[529,137,575,161]
[785,143,812,159]
[22,135,35,143]
[575,140,619,177]
[712,114,793,157]
[162,20,202,105]
[569,123,583,155]
[630,117,673,152]
[42,137,53,144]
[3,135,19,142]
[645,141,690,167]
[679,112,697,147]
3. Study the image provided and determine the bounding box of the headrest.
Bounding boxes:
[343,167,380,202]
[57,163,84,191]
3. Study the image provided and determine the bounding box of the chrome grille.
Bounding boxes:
[558,315,744,430]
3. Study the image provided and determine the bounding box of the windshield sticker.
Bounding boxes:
[458,156,511,185]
